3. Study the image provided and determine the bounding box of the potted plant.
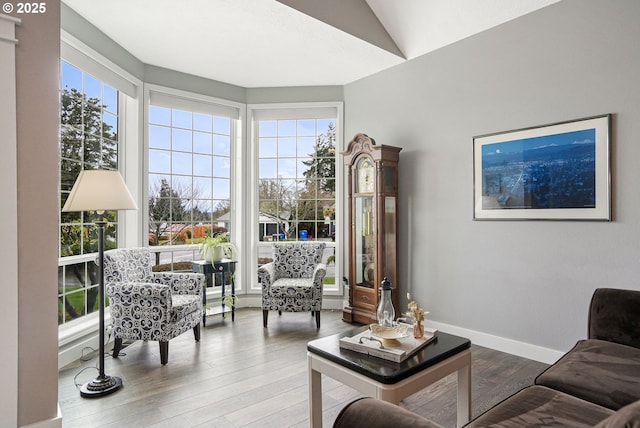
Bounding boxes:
[221,275,238,309]
[200,233,237,262]
[199,233,239,309]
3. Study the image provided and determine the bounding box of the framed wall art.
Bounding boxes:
[473,114,611,221]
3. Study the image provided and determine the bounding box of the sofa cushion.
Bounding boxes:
[536,339,640,410]
[466,385,613,427]
[595,400,640,428]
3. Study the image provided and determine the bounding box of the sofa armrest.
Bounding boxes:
[589,288,640,349]
[594,399,640,428]
[333,398,444,428]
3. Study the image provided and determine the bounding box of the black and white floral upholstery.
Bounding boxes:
[258,242,327,328]
[102,247,204,365]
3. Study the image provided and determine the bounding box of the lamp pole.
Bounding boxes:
[79,218,123,398]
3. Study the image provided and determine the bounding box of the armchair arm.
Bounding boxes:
[152,272,204,297]
[107,282,172,323]
[589,288,640,349]
[312,263,327,290]
[258,262,274,291]
[334,398,444,428]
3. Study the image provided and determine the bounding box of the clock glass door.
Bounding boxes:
[355,196,375,289]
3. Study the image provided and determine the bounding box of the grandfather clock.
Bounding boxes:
[342,133,402,324]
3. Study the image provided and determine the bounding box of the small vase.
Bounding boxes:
[414,321,424,339]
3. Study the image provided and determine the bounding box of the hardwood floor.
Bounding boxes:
[58,308,548,427]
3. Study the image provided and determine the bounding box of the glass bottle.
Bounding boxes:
[377,277,395,327]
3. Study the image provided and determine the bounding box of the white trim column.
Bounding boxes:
[0,12,21,428]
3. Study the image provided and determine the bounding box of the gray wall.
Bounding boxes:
[344,0,640,354]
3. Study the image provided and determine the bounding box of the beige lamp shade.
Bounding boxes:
[62,169,138,212]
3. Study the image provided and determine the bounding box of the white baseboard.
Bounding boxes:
[58,329,116,370]
[20,404,62,428]
[425,320,563,364]
[58,332,100,369]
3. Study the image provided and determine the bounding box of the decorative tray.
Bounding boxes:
[369,324,409,347]
[339,325,438,363]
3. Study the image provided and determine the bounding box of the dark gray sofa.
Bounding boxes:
[334,288,640,427]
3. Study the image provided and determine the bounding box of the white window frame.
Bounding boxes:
[143,84,246,298]
[248,102,344,297]
[58,31,142,368]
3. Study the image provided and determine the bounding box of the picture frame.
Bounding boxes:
[473,114,611,221]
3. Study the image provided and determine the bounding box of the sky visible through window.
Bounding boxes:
[147,104,233,247]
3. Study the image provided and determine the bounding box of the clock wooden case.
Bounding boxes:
[342,133,402,324]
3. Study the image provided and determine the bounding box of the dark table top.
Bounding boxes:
[192,260,237,273]
[307,326,470,384]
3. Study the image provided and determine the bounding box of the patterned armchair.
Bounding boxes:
[102,247,204,365]
[258,242,327,328]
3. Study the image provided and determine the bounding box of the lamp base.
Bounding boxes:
[79,374,123,398]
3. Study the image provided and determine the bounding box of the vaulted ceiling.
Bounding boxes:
[63,0,560,88]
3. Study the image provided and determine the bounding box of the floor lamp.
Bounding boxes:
[62,169,137,398]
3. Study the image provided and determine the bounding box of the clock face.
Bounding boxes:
[357,158,374,193]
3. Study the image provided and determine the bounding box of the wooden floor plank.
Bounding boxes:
[58,308,548,428]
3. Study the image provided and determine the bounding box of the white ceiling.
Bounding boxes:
[63,0,560,88]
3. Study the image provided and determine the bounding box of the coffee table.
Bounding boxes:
[307,328,471,428]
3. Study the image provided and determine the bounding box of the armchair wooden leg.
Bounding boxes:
[263,310,268,327]
[315,310,321,328]
[159,341,169,365]
[193,324,200,342]
[112,338,123,358]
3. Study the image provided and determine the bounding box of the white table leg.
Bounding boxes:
[309,354,323,428]
[308,345,472,428]
[456,361,471,427]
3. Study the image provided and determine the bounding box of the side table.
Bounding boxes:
[192,260,237,325]
[307,328,471,428]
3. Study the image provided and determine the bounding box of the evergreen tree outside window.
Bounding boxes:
[258,119,336,242]
[58,60,120,324]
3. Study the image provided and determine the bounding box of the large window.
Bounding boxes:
[147,91,239,270]
[58,60,120,325]
[253,105,341,291]
[258,119,336,242]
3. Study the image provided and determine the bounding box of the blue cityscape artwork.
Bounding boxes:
[481,128,596,210]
